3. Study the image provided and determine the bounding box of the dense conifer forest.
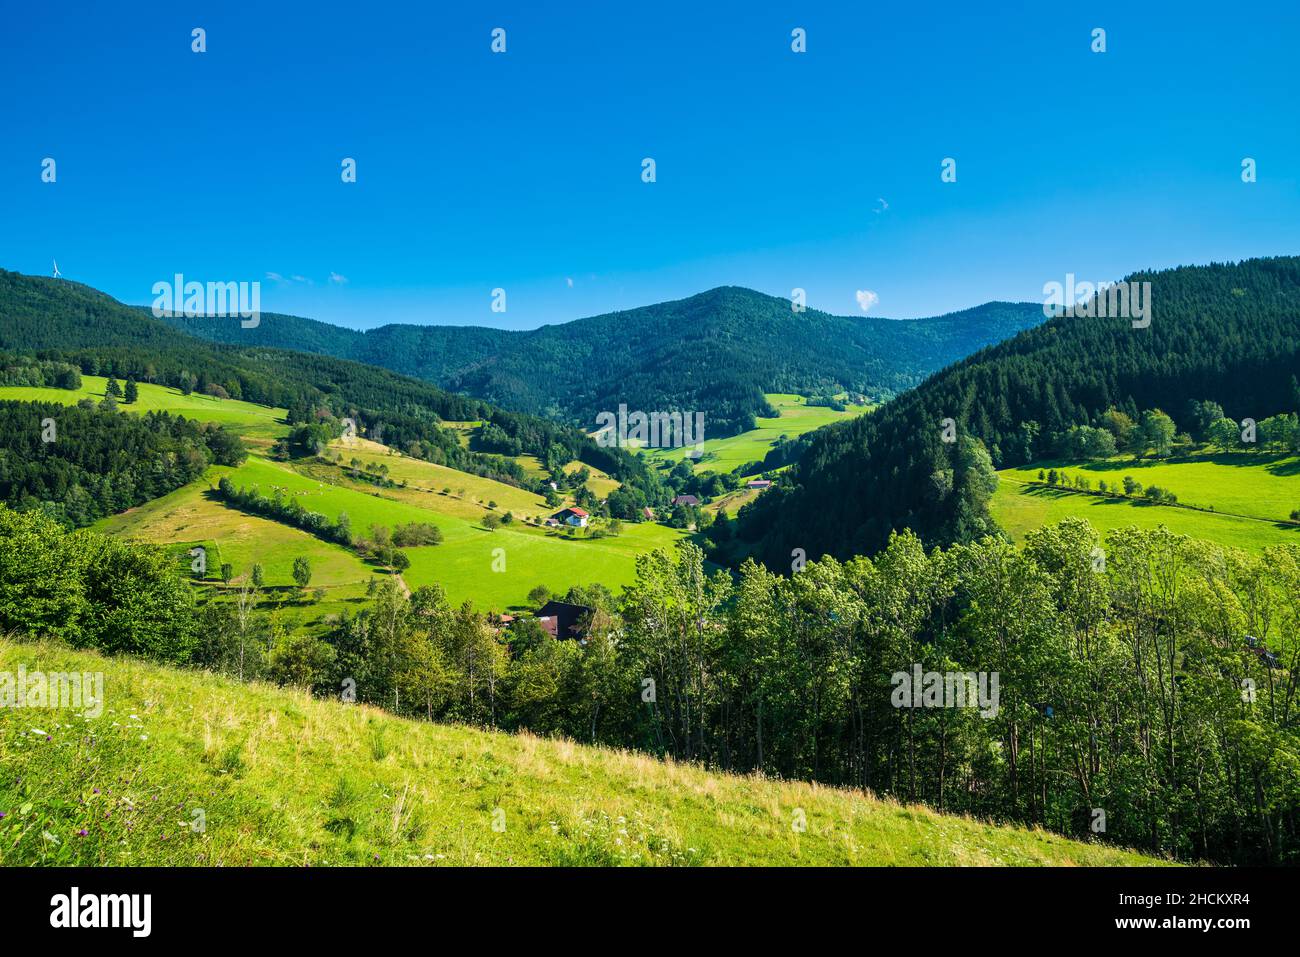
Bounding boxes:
[0,400,246,526]
[735,257,1300,568]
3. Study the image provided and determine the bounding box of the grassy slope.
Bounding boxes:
[0,639,1164,867]
[4,374,683,613]
[94,466,376,620]
[328,438,550,518]
[18,379,687,613]
[0,376,289,441]
[708,486,763,517]
[640,394,872,475]
[994,452,1300,553]
[102,454,690,613]
[561,459,620,497]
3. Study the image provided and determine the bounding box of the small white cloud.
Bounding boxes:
[266,272,314,285]
[855,289,879,312]
[329,272,348,285]
[565,277,574,288]
[873,197,889,213]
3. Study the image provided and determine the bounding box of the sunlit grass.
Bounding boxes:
[0,375,289,440]
[0,638,1167,867]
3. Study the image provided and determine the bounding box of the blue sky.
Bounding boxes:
[3,1,1298,329]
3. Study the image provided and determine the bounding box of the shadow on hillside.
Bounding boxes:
[1025,451,1300,476]
[1020,485,1154,506]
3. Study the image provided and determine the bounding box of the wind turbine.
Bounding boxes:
[52,259,62,279]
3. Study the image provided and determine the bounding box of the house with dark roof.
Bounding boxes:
[671,494,699,507]
[535,600,594,641]
[745,479,772,489]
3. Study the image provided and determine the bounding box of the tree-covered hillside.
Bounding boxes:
[162,287,1045,437]
[0,400,246,526]
[0,270,665,502]
[734,256,1300,568]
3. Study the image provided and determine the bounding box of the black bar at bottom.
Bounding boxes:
[0,865,1281,943]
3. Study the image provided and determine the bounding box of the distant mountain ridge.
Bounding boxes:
[0,268,666,500]
[159,287,1047,436]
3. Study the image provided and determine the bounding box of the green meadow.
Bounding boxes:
[639,393,872,475]
[327,439,551,517]
[0,375,289,441]
[103,454,690,614]
[994,451,1300,553]
[401,517,688,611]
[0,638,1165,867]
[707,486,763,517]
[19,377,697,614]
[328,441,622,511]
[95,468,376,621]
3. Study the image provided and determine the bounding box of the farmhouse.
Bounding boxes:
[671,495,699,507]
[549,506,589,527]
[535,600,594,641]
[745,479,772,489]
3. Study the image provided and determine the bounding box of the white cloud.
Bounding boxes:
[565,276,574,288]
[266,271,314,285]
[873,197,889,214]
[329,272,348,285]
[855,289,879,312]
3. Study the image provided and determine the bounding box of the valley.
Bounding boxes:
[3,257,1299,870]
[638,393,873,475]
[97,448,692,617]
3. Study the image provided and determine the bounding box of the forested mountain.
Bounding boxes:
[0,270,666,502]
[0,400,246,526]
[733,256,1300,568]
[161,287,1046,437]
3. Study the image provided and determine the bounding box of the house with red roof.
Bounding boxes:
[550,506,589,528]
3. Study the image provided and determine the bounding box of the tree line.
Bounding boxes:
[0,400,246,527]
[4,501,1295,864]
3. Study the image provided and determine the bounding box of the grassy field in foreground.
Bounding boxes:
[0,639,1165,866]
[639,394,872,476]
[987,455,1294,553]
[101,455,691,613]
[0,375,289,440]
